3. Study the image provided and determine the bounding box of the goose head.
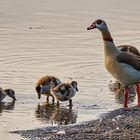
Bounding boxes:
[4,89,16,100]
[87,19,108,32]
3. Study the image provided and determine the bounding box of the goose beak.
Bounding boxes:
[87,23,96,30]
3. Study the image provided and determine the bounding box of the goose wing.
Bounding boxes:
[117,52,140,71]
[117,45,140,56]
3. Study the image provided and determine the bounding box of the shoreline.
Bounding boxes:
[12,106,140,140]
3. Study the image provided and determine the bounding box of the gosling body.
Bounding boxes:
[51,81,78,106]
[36,75,61,103]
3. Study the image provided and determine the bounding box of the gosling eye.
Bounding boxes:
[96,19,102,25]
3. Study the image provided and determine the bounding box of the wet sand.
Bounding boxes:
[13,106,140,140]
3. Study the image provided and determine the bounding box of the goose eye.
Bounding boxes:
[97,20,102,25]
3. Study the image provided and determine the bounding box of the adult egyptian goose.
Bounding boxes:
[111,45,140,92]
[51,81,78,106]
[0,88,16,101]
[35,75,61,103]
[87,19,140,107]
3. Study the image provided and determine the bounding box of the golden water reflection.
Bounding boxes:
[108,81,136,105]
[35,103,77,125]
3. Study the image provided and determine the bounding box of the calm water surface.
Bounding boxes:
[0,0,140,139]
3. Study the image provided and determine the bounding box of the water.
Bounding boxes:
[0,0,140,139]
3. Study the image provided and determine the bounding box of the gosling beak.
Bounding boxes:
[13,96,16,100]
[76,87,79,92]
[87,23,96,30]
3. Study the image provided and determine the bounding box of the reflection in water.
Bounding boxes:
[35,103,77,125]
[108,80,136,105]
[0,101,15,114]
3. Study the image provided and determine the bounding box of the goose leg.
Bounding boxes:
[124,89,128,107]
[136,84,140,106]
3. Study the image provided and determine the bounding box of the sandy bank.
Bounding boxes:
[12,106,140,140]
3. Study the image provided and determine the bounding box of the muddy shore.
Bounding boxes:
[12,106,140,140]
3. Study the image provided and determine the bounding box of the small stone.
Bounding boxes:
[56,130,66,135]
[99,119,102,123]
[112,119,116,122]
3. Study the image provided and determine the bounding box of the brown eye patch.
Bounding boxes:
[96,19,102,25]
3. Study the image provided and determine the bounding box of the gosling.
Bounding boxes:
[51,81,78,106]
[35,75,61,103]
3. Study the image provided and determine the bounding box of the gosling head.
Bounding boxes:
[87,19,108,32]
[36,86,42,99]
[5,89,16,100]
[71,81,78,92]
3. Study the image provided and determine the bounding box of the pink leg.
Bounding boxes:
[136,84,140,106]
[124,89,128,107]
